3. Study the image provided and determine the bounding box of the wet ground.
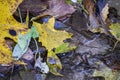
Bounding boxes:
[1,0,120,80]
[45,0,120,80]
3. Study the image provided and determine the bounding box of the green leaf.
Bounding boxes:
[78,0,82,4]
[55,43,76,54]
[109,23,120,41]
[66,0,72,4]
[12,26,39,60]
[18,33,31,53]
[30,26,39,39]
[33,17,72,51]
[12,44,24,60]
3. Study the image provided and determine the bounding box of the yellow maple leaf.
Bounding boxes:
[33,17,72,51]
[0,0,29,64]
[33,17,72,75]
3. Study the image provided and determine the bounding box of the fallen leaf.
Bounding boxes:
[30,26,39,39]
[35,56,49,74]
[12,44,24,60]
[96,0,109,21]
[18,33,31,53]
[12,26,39,60]
[109,23,120,41]
[83,0,100,32]
[31,0,75,20]
[14,0,47,19]
[47,50,63,76]
[0,0,30,64]
[93,66,120,80]
[33,17,72,76]
[33,17,72,51]
[55,43,76,54]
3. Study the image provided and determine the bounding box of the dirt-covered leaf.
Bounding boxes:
[33,17,72,51]
[109,23,120,41]
[0,0,30,64]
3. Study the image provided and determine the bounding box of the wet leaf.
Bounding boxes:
[31,0,75,20]
[0,0,30,64]
[14,0,47,18]
[83,0,100,32]
[109,23,120,41]
[33,17,72,51]
[96,0,107,15]
[33,17,71,76]
[30,26,39,39]
[18,33,31,53]
[12,44,24,60]
[47,51,63,76]
[13,26,39,60]
[55,43,76,54]
[12,31,31,60]
[35,56,49,74]
[96,0,109,21]
[93,66,120,80]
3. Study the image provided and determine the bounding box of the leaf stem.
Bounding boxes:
[113,40,119,51]
[18,7,23,23]
[34,38,39,61]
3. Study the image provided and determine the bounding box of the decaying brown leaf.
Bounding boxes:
[31,0,76,21]
[14,0,48,19]
[83,0,100,32]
